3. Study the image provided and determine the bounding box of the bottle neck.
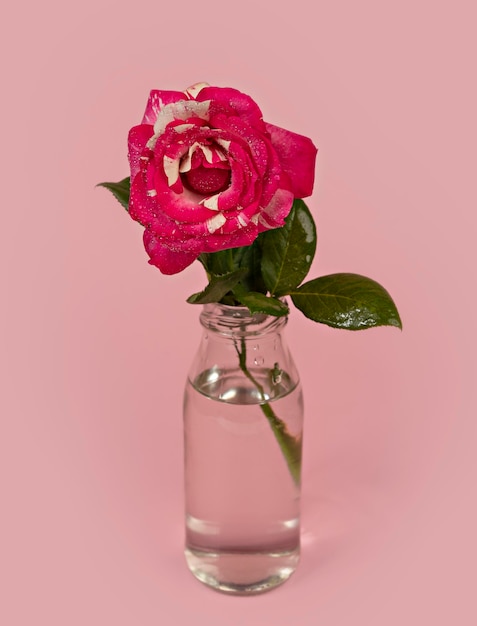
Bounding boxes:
[199,302,288,339]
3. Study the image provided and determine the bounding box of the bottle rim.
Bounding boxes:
[199,301,288,337]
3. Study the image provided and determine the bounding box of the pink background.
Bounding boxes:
[2,1,476,624]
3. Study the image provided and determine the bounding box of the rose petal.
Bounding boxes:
[184,82,209,98]
[197,86,265,130]
[152,185,218,224]
[265,123,317,197]
[128,125,154,179]
[142,90,187,125]
[143,229,198,274]
[257,184,294,231]
[152,100,211,138]
[201,225,258,252]
[129,173,158,226]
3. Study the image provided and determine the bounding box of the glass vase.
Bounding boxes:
[183,302,303,595]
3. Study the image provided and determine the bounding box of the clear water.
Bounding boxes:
[183,368,303,594]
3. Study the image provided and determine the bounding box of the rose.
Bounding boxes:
[127,83,317,274]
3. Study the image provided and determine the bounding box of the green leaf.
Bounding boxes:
[97,177,131,210]
[261,199,317,296]
[200,241,267,296]
[199,249,234,277]
[233,289,289,317]
[187,269,248,304]
[232,240,267,294]
[291,273,402,330]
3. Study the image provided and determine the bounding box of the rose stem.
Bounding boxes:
[234,336,301,485]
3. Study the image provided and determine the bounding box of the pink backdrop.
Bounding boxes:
[2,1,476,624]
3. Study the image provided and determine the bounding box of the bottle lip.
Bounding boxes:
[199,301,288,336]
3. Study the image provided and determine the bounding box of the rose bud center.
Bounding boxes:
[182,165,231,195]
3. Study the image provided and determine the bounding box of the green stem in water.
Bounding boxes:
[234,337,302,485]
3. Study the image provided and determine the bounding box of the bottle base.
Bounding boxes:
[185,546,300,595]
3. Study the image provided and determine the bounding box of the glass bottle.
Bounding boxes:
[183,302,303,595]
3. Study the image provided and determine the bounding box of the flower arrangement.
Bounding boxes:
[99,82,401,331]
[99,83,402,593]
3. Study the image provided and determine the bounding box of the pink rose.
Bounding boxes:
[127,83,317,274]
